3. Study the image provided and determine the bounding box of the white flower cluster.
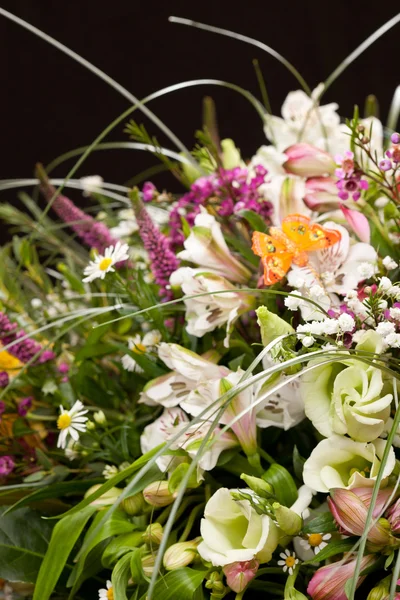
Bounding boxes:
[296,313,355,347]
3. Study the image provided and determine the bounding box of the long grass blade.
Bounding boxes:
[169,17,311,94]
[387,85,400,132]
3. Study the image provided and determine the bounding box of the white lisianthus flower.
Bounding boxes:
[57,400,88,449]
[178,209,251,284]
[198,488,279,567]
[301,331,392,442]
[140,407,189,472]
[121,330,161,374]
[303,435,395,492]
[170,267,255,347]
[82,242,129,282]
[139,343,229,408]
[80,175,103,196]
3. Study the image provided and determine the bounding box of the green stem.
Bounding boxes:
[259,448,276,464]
[179,503,205,542]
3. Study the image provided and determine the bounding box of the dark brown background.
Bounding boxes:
[0,1,398,208]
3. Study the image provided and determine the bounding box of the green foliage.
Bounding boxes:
[262,463,298,507]
[142,568,206,600]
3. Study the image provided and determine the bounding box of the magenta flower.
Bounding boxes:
[131,189,179,299]
[307,554,376,600]
[142,181,157,202]
[0,456,15,476]
[58,362,70,374]
[0,400,5,418]
[0,372,9,387]
[0,311,55,365]
[36,164,119,255]
[283,143,336,177]
[17,396,33,417]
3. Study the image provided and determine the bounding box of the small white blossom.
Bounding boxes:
[376,321,396,337]
[57,400,88,449]
[383,256,398,271]
[323,318,340,335]
[379,276,393,292]
[80,175,103,196]
[277,550,299,575]
[65,439,80,461]
[301,335,315,347]
[98,580,113,600]
[93,410,106,425]
[375,197,389,208]
[309,285,326,300]
[31,298,43,308]
[337,313,355,333]
[357,262,376,279]
[103,465,119,480]
[285,292,303,311]
[82,242,129,283]
[385,332,400,348]
[390,307,400,321]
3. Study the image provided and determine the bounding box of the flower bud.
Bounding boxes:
[283,143,336,177]
[86,420,96,431]
[143,481,176,507]
[366,575,400,600]
[142,522,163,546]
[121,492,147,516]
[328,488,393,549]
[141,553,156,577]
[304,177,340,211]
[205,571,229,597]
[93,410,106,425]
[240,474,274,499]
[307,555,377,600]
[273,503,302,536]
[84,484,121,507]
[163,537,201,570]
[223,559,259,593]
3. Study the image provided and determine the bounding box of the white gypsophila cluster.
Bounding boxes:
[296,313,355,346]
[383,256,398,271]
[357,262,376,279]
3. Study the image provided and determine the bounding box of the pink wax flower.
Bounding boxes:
[142,181,157,202]
[0,455,15,476]
[304,177,340,211]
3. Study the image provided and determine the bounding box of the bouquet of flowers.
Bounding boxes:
[2,8,400,600]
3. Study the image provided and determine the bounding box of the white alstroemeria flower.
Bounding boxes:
[82,242,129,282]
[301,331,392,442]
[288,222,377,313]
[98,580,113,600]
[181,369,258,457]
[256,376,305,431]
[169,421,239,476]
[198,487,279,567]
[264,85,341,153]
[140,407,189,472]
[80,175,103,197]
[178,209,251,284]
[57,400,88,449]
[140,343,229,408]
[249,145,288,177]
[170,267,255,347]
[303,435,395,492]
[261,175,311,227]
[121,330,161,374]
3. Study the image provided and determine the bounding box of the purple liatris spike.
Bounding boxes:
[130,188,179,299]
[36,163,119,254]
[0,311,55,364]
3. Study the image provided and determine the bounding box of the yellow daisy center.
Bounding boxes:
[57,413,72,430]
[107,588,114,600]
[308,533,323,547]
[133,343,146,354]
[0,350,21,372]
[99,257,113,271]
[285,556,296,568]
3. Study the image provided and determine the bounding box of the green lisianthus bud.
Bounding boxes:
[84,484,121,507]
[367,575,391,600]
[273,502,302,536]
[143,481,176,507]
[142,522,163,546]
[240,474,274,499]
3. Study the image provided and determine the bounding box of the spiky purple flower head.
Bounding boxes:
[36,163,119,254]
[0,311,55,365]
[0,456,15,476]
[130,188,179,300]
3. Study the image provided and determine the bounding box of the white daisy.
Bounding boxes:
[277,549,299,575]
[57,400,88,449]
[82,242,129,283]
[121,331,162,373]
[299,532,331,555]
[98,580,114,600]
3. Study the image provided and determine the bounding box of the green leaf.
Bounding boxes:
[130,547,148,584]
[75,343,119,362]
[68,539,109,600]
[32,504,97,600]
[69,507,134,588]
[262,464,298,507]
[292,446,305,481]
[238,209,268,233]
[112,552,133,600]
[224,233,259,266]
[168,462,199,494]
[102,531,144,569]
[303,538,357,564]
[303,512,337,534]
[0,507,54,583]
[143,568,206,600]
